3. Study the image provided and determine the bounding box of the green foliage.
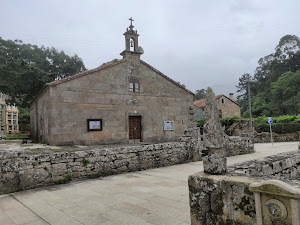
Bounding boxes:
[195,119,204,127]
[18,108,30,133]
[253,114,300,125]
[257,123,300,134]
[196,115,300,134]
[194,89,207,100]
[55,174,72,184]
[82,159,90,167]
[236,35,300,117]
[5,133,30,140]
[270,71,300,115]
[0,37,86,107]
[220,116,242,131]
[195,116,243,131]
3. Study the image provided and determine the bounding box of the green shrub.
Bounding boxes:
[55,174,72,184]
[82,159,90,167]
[18,108,31,133]
[257,123,300,134]
[221,116,243,131]
[195,119,204,127]
[253,114,300,125]
[6,133,30,140]
[195,114,300,134]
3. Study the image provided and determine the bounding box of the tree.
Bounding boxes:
[194,89,207,100]
[0,37,86,107]
[0,56,52,107]
[236,34,300,117]
[271,71,300,115]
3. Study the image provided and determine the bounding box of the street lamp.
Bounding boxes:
[247,79,257,143]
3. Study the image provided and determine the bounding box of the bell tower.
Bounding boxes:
[120,17,144,59]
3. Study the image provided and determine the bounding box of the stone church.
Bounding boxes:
[30,19,194,145]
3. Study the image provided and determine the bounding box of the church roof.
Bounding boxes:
[47,59,126,86]
[194,94,239,108]
[31,58,194,104]
[45,58,194,95]
[140,60,194,96]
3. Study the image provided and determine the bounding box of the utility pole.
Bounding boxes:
[247,79,256,143]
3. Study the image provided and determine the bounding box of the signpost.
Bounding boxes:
[268,117,273,146]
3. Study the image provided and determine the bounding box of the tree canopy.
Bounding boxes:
[0,37,86,107]
[194,89,207,100]
[236,35,300,117]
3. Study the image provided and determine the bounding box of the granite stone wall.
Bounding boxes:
[225,136,254,156]
[228,151,300,180]
[0,142,189,194]
[189,173,257,225]
[0,134,252,194]
[189,150,300,225]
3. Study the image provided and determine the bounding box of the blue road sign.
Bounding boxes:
[268,117,272,124]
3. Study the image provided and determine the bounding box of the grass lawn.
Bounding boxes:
[5,133,30,140]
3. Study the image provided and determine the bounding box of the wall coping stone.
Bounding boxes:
[249,180,300,199]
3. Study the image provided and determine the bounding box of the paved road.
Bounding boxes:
[0,142,298,225]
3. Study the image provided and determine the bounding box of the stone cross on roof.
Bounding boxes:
[129,17,134,30]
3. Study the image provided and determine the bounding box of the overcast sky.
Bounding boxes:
[1,0,300,97]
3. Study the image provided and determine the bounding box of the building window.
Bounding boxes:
[221,98,225,104]
[164,121,175,130]
[87,119,102,131]
[129,79,139,92]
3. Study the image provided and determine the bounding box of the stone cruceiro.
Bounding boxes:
[203,87,227,175]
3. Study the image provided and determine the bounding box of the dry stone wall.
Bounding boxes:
[0,142,189,194]
[225,136,254,156]
[228,151,300,181]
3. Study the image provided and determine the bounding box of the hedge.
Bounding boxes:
[195,114,300,134]
[257,123,300,134]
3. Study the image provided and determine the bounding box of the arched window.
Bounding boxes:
[130,38,135,52]
[129,79,139,92]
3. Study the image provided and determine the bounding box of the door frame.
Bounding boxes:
[128,115,142,142]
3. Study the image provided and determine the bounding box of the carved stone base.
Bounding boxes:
[203,154,227,175]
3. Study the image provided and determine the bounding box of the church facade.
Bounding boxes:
[30,20,194,145]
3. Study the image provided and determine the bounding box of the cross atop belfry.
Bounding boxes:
[129,17,134,30]
[129,17,134,25]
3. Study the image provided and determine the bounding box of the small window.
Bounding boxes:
[87,119,102,131]
[164,121,175,130]
[129,79,139,92]
[221,98,225,104]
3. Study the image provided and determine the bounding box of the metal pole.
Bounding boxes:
[269,123,273,146]
[247,80,253,143]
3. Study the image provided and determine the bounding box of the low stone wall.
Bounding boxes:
[254,131,300,143]
[0,142,189,194]
[225,136,254,156]
[228,151,300,180]
[0,133,253,194]
[189,150,300,225]
[189,173,258,225]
